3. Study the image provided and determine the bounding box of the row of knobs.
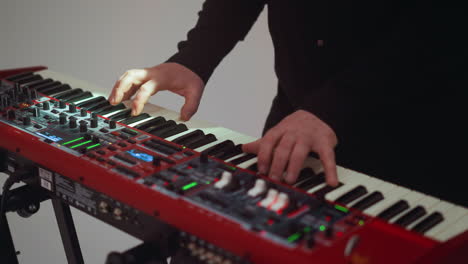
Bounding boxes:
[58,115,116,131]
[20,100,117,131]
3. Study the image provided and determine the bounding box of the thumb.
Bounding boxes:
[242,139,261,154]
[180,90,202,121]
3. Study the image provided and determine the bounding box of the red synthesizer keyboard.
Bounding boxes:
[1,66,467,263]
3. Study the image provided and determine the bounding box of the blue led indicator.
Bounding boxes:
[127,149,153,162]
[35,132,63,142]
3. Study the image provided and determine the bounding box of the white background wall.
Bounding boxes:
[0,0,276,263]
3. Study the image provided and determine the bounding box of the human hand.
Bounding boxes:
[242,110,339,186]
[108,63,205,121]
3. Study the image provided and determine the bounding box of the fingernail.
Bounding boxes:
[270,174,279,181]
[258,166,267,174]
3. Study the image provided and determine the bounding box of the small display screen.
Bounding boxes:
[36,131,63,142]
[127,149,153,162]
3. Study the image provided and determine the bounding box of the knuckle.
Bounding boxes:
[274,147,289,159]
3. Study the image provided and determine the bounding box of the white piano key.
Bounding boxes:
[102,108,127,118]
[435,214,468,241]
[425,205,467,241]
[126,116,158,128]
[73,95,101,105]
[225,153,247,163]
[406,200,454,233]
[237,157,258,169]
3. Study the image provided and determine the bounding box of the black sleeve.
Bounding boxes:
[166,0,266,84]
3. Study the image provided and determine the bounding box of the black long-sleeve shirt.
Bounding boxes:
[167,0,467,205]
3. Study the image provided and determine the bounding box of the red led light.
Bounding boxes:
[325,216,332,222]
[336,231,343,237]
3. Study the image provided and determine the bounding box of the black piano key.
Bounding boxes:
[76,96,106,108]
[202,140,235,156]
[147,120,177,134]
[185,134,217,149]
[377,200,410,221]
[143,139,182,155]
[95,103,126,115]
[394,206,427,227]
[87,100,110,112]
[156,124,188,138]
[35,81,62,92]
[229,153,256,165]
[54,88,83,100]
[119,113,151,125]
[216,144,243,160]
[172,129,205,145]
[335,185,368,205]
[247,163,258,171]
[6,72,34,82]
[133,116,166,130]
[148,122,178,137]
[411,212,444,234]
[6,71,34,81]
[16,74,42,85]
[313,183,343,199]
[295,172,325,190]
[295,168,318,184]
[143,141,175,155]
[65,91,93,103]
[22,78,53,89]
[150,139,182,152]
[108,109,132,121]
[351,191,385,211]
[40,84,72,96]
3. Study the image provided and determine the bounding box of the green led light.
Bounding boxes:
[287,232,301,243]
[319,225,326,232]
[303,227,312,233]
[358,220,365,226]
[86,143,101,150]
[62,137,84,146]
[334,204,349,213]
[70,140,92,149]
[205,181,211,184]
[227,165,236,171]
[182,182,198,191]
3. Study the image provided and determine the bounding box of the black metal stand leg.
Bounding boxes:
[0,205,20,264]
[52,198,84,264]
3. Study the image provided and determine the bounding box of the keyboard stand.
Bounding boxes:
[0,183,84,264]
[52,198,85,264]
[0,204,19,264]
